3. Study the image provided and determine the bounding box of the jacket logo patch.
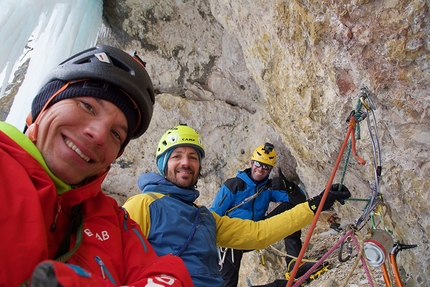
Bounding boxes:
[84,228,110,241]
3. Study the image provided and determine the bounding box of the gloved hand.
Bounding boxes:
[269,177,298,193]
[269,176,287,190]
[269,168,296,192]
[269,168,307,205]
[307,184,351,213]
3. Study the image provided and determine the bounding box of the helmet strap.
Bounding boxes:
[26,82,71,143]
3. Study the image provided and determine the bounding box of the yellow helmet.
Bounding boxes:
[251,142,276,166]
[156,124,205,161]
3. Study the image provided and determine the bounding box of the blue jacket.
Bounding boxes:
[130,172,222,287]
[210,168,292,220]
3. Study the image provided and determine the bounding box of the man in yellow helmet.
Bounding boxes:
[210,143,321,286]
[123,125,351,287]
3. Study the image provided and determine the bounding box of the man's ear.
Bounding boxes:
[25,112,38,143]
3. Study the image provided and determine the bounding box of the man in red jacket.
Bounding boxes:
[0,45,193,287]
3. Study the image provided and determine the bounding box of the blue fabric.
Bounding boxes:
[210,169,293,220]
[137,172,222,287]
[156,150,173,176]
[66,264,91,277]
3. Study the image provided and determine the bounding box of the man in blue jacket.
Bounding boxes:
[210,143,324,286]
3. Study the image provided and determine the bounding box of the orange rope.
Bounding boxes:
[390,253,404,287]
[381,262,392,287]
[286,116,358,287]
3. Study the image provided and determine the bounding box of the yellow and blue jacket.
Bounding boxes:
[124,172,314,287]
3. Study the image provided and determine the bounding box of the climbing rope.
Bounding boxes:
[265,245,336,264]
[340,231,379,287]
[285,85,416,287]
[286,88,384,287]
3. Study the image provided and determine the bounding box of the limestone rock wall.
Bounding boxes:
[100,0,429,285]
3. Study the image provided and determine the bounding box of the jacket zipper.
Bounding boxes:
[251,185,258,220]
[94,256,117,285]
[122,207,149,252]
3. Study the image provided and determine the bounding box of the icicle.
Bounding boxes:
[1,0,102,129]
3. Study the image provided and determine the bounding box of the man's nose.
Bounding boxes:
[84,121,109,146]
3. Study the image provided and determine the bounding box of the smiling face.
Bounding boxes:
[32,97,128,185]
[165,146,200,188]
[250,160,271,182]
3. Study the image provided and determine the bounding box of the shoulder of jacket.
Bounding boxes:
[224,177,247,194]
[125,192,164,207]
[143,192,164,200]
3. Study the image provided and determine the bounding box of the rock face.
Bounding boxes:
[4,0,425,285]
[100,0,429,286]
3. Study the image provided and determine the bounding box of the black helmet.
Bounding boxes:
[40,45,155,138]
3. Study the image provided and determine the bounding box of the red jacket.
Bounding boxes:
[0,122,193,287]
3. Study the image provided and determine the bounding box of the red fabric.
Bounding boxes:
[0,129,193,287]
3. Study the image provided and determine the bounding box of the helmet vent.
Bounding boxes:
[95,52,111,64]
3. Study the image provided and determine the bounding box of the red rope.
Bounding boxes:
[286,116,358,287]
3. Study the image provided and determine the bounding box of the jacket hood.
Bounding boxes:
[137,172,200,203]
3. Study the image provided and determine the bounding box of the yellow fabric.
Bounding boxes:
[123,193,161,236]
[0,121,71,194]
[123,189,314,251]
[214,202,314,249]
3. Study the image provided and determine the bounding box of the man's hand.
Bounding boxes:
[269,168,307,205]
[269,177,297,193]
[269,176,287,190]
[307,184,351,213]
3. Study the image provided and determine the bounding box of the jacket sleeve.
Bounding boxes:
[214,202,314,249]
[119,201,194,286]
[209,183,235,215]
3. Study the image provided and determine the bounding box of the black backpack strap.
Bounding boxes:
[54,204,84,262]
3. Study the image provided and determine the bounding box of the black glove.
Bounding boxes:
[269,176,286,190]
[269,168,307,205]
[269,176,298,193]
[307,184,351,213]
[269,168,295,192]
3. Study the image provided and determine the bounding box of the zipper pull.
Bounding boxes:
[95,256,106,279]
[50,196,62,232]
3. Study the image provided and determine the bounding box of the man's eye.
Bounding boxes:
[81,101,95,113]
[111,130,122,142]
